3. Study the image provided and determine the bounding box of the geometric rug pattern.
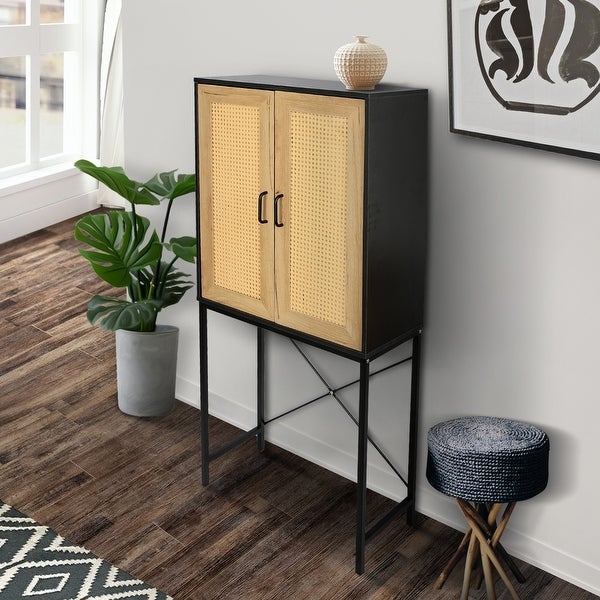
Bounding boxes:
[0,502,172,599]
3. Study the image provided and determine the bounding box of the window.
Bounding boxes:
[0,0,101,243]
[0,0,97,180]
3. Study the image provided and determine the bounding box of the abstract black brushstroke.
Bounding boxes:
[473,0,600,113]
[559,0,600,87]
[510,0,535,82]
[487,8,519,79]
[538,0,566,82]
[479,0,502,15]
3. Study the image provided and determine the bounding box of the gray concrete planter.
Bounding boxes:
[115,325,179,417]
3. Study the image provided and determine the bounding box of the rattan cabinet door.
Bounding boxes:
[197,85,275,320]
[274,92,364,350]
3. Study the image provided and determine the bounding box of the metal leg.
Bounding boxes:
[198,317,421,575]
[407,332,422,525]
[200,305,210,486]
[355,359,370,574]
[257,328,265,452]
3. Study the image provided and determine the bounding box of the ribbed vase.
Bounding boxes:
[334,35,387,91]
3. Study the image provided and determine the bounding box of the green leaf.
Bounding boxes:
[74,211,162,288]
[87,295,158,331]
[165,236,197,263]
[157,267,194,309]
[74,159,159,206]
[136,262,193,310]
[141,170,196,200]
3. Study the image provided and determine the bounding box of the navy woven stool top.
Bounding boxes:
[426,416,549,503]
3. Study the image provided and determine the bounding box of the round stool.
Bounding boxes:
[426,416,549,600]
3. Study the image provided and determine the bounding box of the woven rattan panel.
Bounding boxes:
[288,110,348,327]
[210,101,262,299]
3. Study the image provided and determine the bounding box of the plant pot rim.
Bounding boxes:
[116,324,179,337]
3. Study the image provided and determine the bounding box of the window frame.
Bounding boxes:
[0,0,103,243]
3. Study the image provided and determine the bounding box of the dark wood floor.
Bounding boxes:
[0,215,595,599]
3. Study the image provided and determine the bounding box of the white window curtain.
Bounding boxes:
[98,0,123,207]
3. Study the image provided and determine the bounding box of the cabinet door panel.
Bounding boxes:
[197,85,275,320]
[274,92,364,350]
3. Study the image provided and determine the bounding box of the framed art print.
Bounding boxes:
[447,0,600,159]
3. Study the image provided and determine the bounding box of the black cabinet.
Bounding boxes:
[195,75,428,359]
[194,75,428,574]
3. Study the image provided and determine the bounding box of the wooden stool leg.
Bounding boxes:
[436,499,486,590]
[458,499,521,600]
[473,502,503,589]
[493,502,526,584]
[461,530,479,600]
[434,528,472,589]
[480,548,497,600]
[434,499,526,598]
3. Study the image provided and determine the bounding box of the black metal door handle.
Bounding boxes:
[257,191,268,224]
[274,193,284,227]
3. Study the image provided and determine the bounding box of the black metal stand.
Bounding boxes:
[199,306,422,574]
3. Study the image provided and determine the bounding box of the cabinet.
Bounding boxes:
[194,75,428,574]
[195,75,428,357]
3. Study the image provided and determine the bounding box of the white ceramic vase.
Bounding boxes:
[334,35,388,90]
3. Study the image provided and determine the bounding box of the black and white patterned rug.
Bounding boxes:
[0,501,172,599]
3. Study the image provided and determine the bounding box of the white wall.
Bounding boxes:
[121,1,600,594]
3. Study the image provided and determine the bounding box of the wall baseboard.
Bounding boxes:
[0,191,97,244]
[175,377,600,597]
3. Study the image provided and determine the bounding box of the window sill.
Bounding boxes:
[0,160,99,243]
[0,162,84,199]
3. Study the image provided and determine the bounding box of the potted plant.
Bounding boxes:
[73,159,196,417]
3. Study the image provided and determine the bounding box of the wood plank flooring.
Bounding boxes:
[0,214,595,599]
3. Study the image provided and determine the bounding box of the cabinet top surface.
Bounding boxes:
[194,74,427,97]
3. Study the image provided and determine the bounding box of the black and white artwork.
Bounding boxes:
[448,0,600,159]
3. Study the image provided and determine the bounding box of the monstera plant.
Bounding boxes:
[74,159,197,417]
[74,159,196,332]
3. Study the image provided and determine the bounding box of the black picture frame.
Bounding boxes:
[447,0,600,161]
